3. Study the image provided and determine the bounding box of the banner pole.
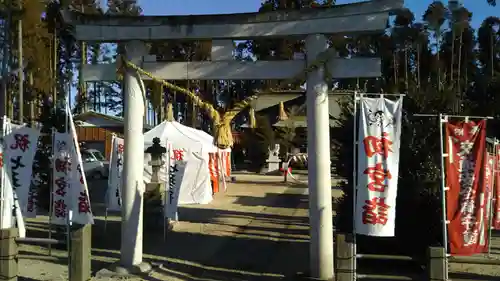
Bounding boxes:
[104,208,108,234]
[0,116,6,229]
[104,135,114,235]
[438,113,449,279]
[163,145,169,242]
[164,143,172,241]
[352,91,358,281]
[487,139,497,257]
[48,127,55,256]
[414,114,493,120]
[66,210,73,281]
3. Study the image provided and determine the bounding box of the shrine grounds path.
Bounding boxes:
[19,173,341,281]
[17,173,500,281]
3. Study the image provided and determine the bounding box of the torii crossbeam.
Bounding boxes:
[61,0,403,279]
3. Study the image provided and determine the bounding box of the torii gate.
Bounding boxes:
[61,1,402,279]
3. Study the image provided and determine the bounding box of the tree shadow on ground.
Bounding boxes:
[226,179,305,188]
[230,193,308,209]
[450,272,500,281]
[229,193,341,212]
[89,205,309,274]
[177,205,308,226]
[19,278,43,281]
[22,190,309,281]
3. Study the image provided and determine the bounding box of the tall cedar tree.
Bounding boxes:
[333,3,500,259]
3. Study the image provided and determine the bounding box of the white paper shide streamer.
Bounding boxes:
[355,97,403,237]
[106,136,124,211]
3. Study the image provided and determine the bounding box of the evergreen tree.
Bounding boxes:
[332,2,500,258]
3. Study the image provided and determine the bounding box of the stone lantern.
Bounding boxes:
[144,137,166,228]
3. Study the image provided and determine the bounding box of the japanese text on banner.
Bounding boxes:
[445,120,487,256]
[106,136,124,211]
[52,133,72,225]
[71,142,93,224]
[3,126,40,218]
[165,144,184,221]
[355,97,403,237]
[52,131,93,225]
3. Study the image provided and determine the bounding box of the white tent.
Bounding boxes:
[183,126,231,153]
[143,121,213,205]
[180,125,232,181]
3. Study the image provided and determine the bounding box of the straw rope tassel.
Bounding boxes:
[119,55,261,149]
[278,101,288,121]
[166,102,175,122]
[249,107,256,129]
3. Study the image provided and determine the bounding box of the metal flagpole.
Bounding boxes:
[104,208,108,234]
[487,138,497,257]
[352,91,358,281]
[104,134,115,235]
[438,114,449,279]
[0,116,6,229]
[164,143,172,242]
[414,114,493,120]
[66,210,73,281]
[48,128,55,256]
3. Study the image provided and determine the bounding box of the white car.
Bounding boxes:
[81,149,109,180]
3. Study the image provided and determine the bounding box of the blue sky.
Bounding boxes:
[138,0,499,28]
[80,0,498,113]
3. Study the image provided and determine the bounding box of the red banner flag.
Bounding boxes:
[446,120,488,256]
[494,145,500,230]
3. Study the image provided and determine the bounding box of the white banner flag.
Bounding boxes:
[52,105,94,226]
[4,124,40,218]
[52,131,94,225]
[67,104,94,225]
[0,118,30,236]
[0,118,14,229]
[52,132,73,225]
[355,97,403,237]
[106,136,124,211]
[165,144,184,221]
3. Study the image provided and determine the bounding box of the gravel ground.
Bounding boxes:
[18,175,314,281]
[448,230,500,281]
[16,174,500,281]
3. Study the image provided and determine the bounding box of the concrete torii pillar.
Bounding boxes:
[306,34,334,280]
[118,40,151,273]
